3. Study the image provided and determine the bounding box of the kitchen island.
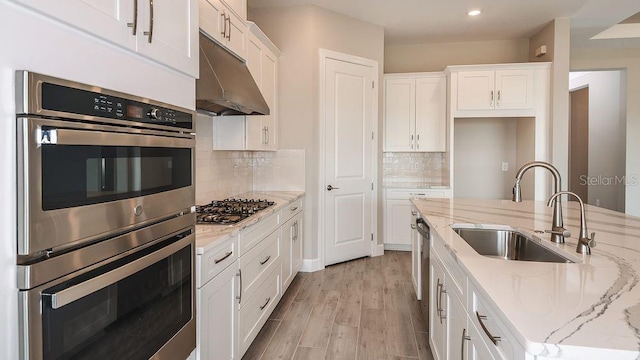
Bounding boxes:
[413,198,640,359]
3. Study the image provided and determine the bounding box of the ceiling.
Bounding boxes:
[247,0,640,48]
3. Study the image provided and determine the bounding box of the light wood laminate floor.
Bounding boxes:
[242,251,435,360]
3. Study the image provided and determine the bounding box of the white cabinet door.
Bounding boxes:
[137,0,198,77]
[415,76,446,152]
[291,211,303,275]
[456,71,495,111]
[9,0,136,49]
[494,69,534,110]
[200,0,247,60]
[430,256,447,360]
[13,0,197,76]
[384,199,412,247]
[281,210,303,290]
[447,291,467,360]
[200,0,225,45]
[245,32,265,150]
[197,261,239,360]
[261,50,278,150]
[384,78,416,151]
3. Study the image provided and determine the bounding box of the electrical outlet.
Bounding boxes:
[501,162,509,172]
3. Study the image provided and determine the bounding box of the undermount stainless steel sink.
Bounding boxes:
[453,227,574,263]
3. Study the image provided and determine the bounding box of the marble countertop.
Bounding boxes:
[412,198,640,359]
[195,191,305,254]
[383,182,451,189]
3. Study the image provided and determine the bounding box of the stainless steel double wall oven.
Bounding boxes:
[16,72,196,360]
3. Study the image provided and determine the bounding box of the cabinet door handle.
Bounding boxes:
[293,221,298,242]
[461,328,471,360]
[143,0,154,43]
[214,251,233,264]
[236,269,243,304]
[411,134,414,149]
[226,14,231,40]
[497,90,501,106]
[127,0,138,35]
[265,126,269,145]
[290,206,298,212]
[436,279,442,322]
[476,311,501,345]
[260,255,271,265]
[221,12,227,38]
[416,134,420,150]
[259,297,271,310]
[490,90,494,107]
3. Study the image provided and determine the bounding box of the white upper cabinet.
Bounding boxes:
[456,69,533,111]
[11,0,198,77]
[213,23,280,151]
[446,63,552,118]
[384,73,446,152]
[200,0,248,60]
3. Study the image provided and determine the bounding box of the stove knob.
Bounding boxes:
[148,108,162,120]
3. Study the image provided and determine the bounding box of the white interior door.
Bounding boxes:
[322,52,376,266]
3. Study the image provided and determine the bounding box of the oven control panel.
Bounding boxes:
[40,82,193,130]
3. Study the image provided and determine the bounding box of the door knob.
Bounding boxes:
[326,185,340,191]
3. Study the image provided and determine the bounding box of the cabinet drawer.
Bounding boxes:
[197,235,238,288]
[281,198,303,223]
[470,283,524,360]
[239,263,281,356]
[239,228,280,305]
[239,212,280,255]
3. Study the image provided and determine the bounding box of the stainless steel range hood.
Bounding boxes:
[196,32,269,116]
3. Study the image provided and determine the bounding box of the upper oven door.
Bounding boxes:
[17,117,195,258]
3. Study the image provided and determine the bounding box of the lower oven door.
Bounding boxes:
[19,231,196,360]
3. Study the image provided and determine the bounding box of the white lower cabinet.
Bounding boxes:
[281,198,304,290]
[197,196,305,359]
[197,235,240,360]
[197,261,239,360]
[385,188,451,250]
[429,224,525,360]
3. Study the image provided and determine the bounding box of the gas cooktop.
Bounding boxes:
[195,198,275,225]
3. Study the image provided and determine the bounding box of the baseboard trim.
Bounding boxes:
[384,244,411,252]
[300,257,323,272]
[373,244,385,257]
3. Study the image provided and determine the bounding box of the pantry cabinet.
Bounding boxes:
[384,73,446,152]
[11,0,198,77]
[280,198,303,290]
[199,0,248,60]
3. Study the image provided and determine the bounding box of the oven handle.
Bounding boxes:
[36,126,194,148]
[43,234,193,309]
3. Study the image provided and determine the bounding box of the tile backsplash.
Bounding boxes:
[195,116,305,203]
[382,152,449,186]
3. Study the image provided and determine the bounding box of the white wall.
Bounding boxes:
[248,5,385,260]
[384,39,530,73]
[569,71,626,211]
[571,48,640,216]
[454,118,518,200]
[0,2,196,358]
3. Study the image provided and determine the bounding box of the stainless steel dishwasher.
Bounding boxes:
[416,216,431,325]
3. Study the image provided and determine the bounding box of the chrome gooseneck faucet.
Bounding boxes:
[512,161,569,243]
[547,191,596,254]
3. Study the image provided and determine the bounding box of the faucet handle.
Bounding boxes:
[545,228,571,238]
[588,232,596,248]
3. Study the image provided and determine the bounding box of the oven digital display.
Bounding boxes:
[126,105,143,119]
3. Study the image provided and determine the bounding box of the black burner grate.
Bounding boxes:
[195,198,275,224]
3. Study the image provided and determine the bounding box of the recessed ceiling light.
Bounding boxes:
[468,9,482,16]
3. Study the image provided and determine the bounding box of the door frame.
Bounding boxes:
[318,48,380,269]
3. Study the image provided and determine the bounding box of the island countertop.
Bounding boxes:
[412,198,640,359]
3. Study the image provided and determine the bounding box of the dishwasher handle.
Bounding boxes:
[416,218,430,240]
